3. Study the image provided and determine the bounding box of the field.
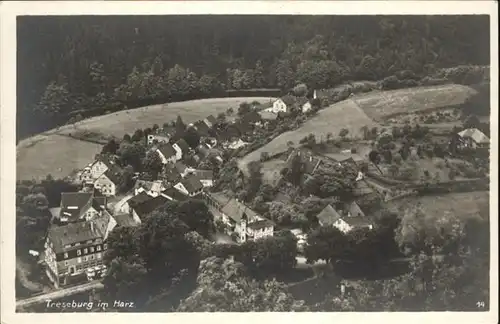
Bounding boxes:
[238,99,377,171]
[387,191,490,221]
[352,84,478,121]
[54,97,275,138]
[17,134,102,181]
[17,97,274,180]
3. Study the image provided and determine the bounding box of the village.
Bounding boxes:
[27,85,490,291]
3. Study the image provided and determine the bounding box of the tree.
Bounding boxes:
[250,231,298,275]
[175,115,186,133]
[175,199,214,238]
[131,129,144,142]
[245,161,263,202]
[260,151,270,162]
[238,102,252,116]
[293,83,308,96]
[177,257,307,312]
[254,60,266,88]
[339,128,349,140]
[35,81,71,116]
[118,142,146,171]
[304,226,348,264]
[285,153,305,185]
[183,127,201,149]
[463,114,480,129]
[142,151,163,180]
[102,138,119,155]
[104,226,140,264]
[122,134,132,143]
[102,257,148,306]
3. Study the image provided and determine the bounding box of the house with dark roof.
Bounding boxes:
[156,143,178,164]
[113,213,141,228]
[173,161,193,178]
[58,192,109,223]
[240,110,262,126]
[93,164,122,197]
[296,96,312,113]
[174,174,204,197]
[204,192,274,243]
[161,187,189,202]
[130,195,170,221]
[43,211,116,288]
[204,115,217,128]
[173,138,191,158]
[193,120,211,137]
[316,203,372,233]
[161,166,183,185]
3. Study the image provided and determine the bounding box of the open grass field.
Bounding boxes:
[54,97,275,138]
[352,84,478,121]
[238,99,377,172]
[17,134,102,181]
[17,97,274,180]
[387,191,489,221]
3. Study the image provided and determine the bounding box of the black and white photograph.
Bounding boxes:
[1,1,498,322]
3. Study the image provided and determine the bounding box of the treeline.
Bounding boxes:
[18,15,490,139]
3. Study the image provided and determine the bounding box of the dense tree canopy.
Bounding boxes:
[18,15,489,139]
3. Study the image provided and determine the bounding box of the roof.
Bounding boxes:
[59,192,93,221]
[221,198,261,223]
[103,164,122,185]
[156,126,175,137]
[162,188,189,202]
[241,110,261,124]
[206,115,217,126]
[353,180,375,196]
[95,154,116,169]
[193,169,214,180]
[280,95,296,106]
[195,144,210,157]
[127,192,153,207]
[208,192,232,207]
[47,221,104,253]
[91,196,107,212]
[346,201,365,218]
[113,213,140,227]
[157,143,177,159]
[174,161,188,174]
[316,204,342,226]
[248,219,275,230]
[342,216,373,227]
[194,120,211,136]
[180,174,204,194]
[162,167,182,183]
[132,195,170,220]
[135,180,164,193]
[258,110,279,120]
[175,138,191,153]
[458,128,490,144]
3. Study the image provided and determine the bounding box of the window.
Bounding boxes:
[63,252,68,259]
[77,249,81,256]
[90,247,95,253]
[84,248,88,254]
[77,257,82,263]
[90,255,95,260]
[103,243,108,250]
[83,256,88,262]
[64,261,69,266]
[75,242,80,246]
[97,253,102,259]
[96,245,101,251]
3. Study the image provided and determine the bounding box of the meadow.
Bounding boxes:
[17,97,274,180]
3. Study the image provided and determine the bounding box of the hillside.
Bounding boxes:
[17,97,274,180]
[238,84,478,172]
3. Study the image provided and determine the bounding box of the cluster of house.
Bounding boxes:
[454,127,490,150]
[263,90,318,116]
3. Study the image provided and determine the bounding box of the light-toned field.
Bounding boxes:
[388,191,489,221]
[54,97,275,138]
[17,134,101,181]
[238,99,377,171]
[17,97,274,180]
[352,84,478,120]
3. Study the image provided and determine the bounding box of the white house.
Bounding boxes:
[93,172,117,197]
[316,204,372,234]
[147,127,174,145]
[80,155,116,184]
[301,101,312,113]
[156,143,178,164]
[457,128,490,149]
[174,175,204,197]
[192,170,214,187]
[266,98,288,114]
[134,180,165,197]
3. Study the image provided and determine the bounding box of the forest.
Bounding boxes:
[17,15,490,139]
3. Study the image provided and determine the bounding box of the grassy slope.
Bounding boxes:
[238,99,377,171]
[353,84,478,121]
[17,97,275,180]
